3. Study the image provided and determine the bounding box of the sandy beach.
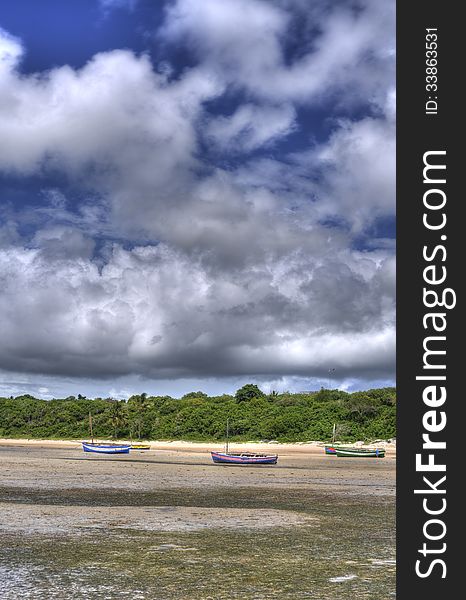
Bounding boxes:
[0,436,396,453]
[0,439,395,599]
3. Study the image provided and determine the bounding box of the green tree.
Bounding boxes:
[235,384,265,403]
[345,395,379,424]
[0,387,396,443]
[109,401,127,439]
[182,391,208,400]
[127,393,149,439]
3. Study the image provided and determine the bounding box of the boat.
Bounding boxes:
[335,447,385,458]
[210,419,278,465]
[324,424,338,454]
[82,442,131,454]
[82,412,131,454]
[211,451,278,464]
[130,444,150,450]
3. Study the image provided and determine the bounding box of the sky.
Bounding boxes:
[0,0,395,399]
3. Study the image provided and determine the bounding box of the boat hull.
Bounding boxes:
[335,448,385,458]
[324,446,337,454]
[130,444,150,450]
[82,442,131,454]
[211,451,278,464]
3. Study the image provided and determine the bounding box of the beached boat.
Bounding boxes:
[82,412,131,454]
[210,418,278,465]
[82,442,131,454]
[335,447,385,458]
[130,444,150,450]
[324,425,338,454]
[211,451,278,464]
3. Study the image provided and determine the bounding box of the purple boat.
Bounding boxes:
[211,451,278,465]
[211,419,278,464]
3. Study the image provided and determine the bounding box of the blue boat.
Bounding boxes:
[82,412,131,454]
[211,451,278,465]
[82,442,131,454]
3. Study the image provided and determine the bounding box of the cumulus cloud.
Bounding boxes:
[0,9,394,245]
[0,38,221,175]
[0,1,395,390]
[162,0,395,110]
[303,117,395,231]
[0,242,395,380]
[0,30,340,265]
[0,27,22,73]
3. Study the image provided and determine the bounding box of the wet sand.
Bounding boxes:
[0,442,396,599]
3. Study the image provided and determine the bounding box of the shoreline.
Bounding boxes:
[0,437,396,455]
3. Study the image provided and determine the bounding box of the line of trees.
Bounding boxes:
[0,385,396,443]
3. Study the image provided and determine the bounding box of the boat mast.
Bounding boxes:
[332,423,336,445]
[225,418,230,454]
[89,411,94,444]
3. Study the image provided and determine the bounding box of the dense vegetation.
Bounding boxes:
[0,385,396,443]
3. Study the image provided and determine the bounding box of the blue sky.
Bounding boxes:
[0,0,395,399]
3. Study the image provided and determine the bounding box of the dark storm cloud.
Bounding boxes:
[0,242,395,380]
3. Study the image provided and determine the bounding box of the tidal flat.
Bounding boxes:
[0,444,395,599]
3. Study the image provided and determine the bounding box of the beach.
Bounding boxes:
[0,437,397,452]
[0,439,395,599]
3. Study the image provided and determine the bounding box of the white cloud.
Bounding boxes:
[162,0,395,111]
[205,103,296,152]
[0,16,394,244]
[231,115,395,235]
[0,27,23,73]
[307,117,396,231]
[0,39,221,175]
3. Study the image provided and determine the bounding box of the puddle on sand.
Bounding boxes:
[328,574,358,583]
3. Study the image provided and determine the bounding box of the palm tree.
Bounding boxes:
[128,393,148,440]
[109,401,126,439]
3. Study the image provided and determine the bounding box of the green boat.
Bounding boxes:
[335,447,385,458]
